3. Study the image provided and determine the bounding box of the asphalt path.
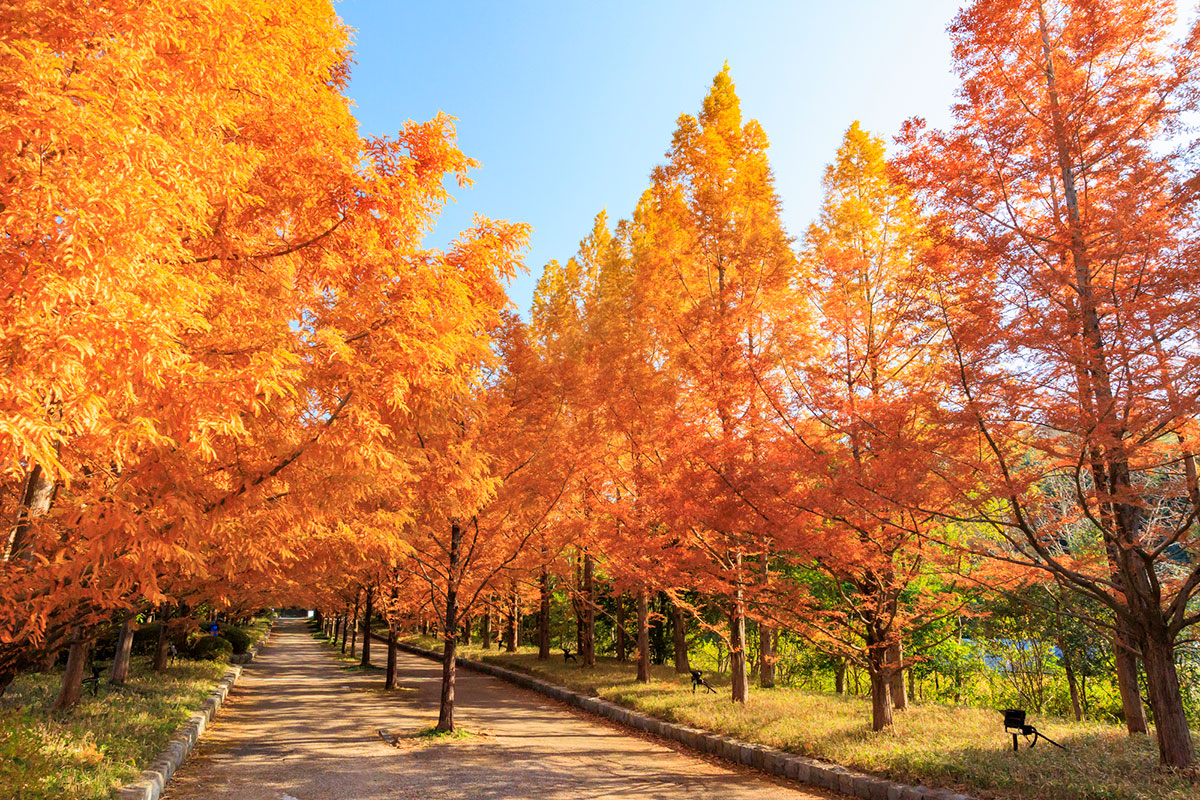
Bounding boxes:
[160,618,835,800]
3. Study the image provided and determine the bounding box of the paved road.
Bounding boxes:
[161,618,834,800]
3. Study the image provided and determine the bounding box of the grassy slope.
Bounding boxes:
[405,635,1196,800]
[0,617,273,800]
[0,657,228,800]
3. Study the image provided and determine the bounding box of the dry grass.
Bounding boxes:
[0,656,229,800]
[409,636,1198,800]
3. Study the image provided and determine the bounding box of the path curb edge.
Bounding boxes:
[394,640,974,800]
[112,621,275,800]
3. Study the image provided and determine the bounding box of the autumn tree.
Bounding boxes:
[630,65,797,702]
[0,0,527,708]
[753,122,974,731]
[903,0,1200,767]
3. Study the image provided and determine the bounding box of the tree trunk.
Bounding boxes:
[834,658,846,694]
[360,586,373,668]
[349,591,361,659]
[505,585,518,653]
[1141,625,1196,768]
[481,609,492,649]
[582,552,595,667]
[1058,632,1083,721]
[420,618,428,637]
[153,617,170,672]
[1114,628,1148,734]
[52,631,88,711]
[461,615,472,646]
[616,594,628,662]
[636,587,650,683]
[5,461,57,562]
[730,601,749,703]
[758,625,775,688]
[110,617,136,685]
[538,570,551,660]
[672,600,689,674]
[437,522,464,732]
[869,669,894,731]
[888,640,907,710]
[386,628,397,691]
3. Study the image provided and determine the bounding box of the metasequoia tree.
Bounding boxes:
[761,123,968,731]
[632,65,796,702]
[0,0,527,702]
[903,0,1200,767]
[398,317,572,732]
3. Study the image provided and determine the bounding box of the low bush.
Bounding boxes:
[189,636,232,662]
[219,626,253,655]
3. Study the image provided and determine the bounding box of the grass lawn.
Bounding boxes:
[0,656,230,800]
[405,635,1197,800]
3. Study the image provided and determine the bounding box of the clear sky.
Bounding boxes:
[336,0,965,315]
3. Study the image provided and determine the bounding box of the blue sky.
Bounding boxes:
[336,0,965,315]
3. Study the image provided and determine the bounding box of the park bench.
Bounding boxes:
[1002,708,1066,751]
[81,663,106,697]
[690,669,715,694]
[561,646,577,662]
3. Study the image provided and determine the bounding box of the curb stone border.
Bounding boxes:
[394,640,974,800]
[113,621,274,800]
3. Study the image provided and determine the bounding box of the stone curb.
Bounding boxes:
[395,641,974,800]
[113,622,274,800]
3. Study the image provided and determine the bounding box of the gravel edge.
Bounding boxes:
[112,621,274,800]
[395,640,975,800]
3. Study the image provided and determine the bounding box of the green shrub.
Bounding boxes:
[219,626,252,655]
[132,622,193,656]
[190,636,232,662]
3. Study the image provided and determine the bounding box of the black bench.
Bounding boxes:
[562,646,577,663]
[690,669,715,694]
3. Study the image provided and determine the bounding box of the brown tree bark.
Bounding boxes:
[758,626,775,688]
[110,617,136,685]
[1141,624,1196,768]
[537,571,551,660]
[866,623,894,730]
[869,670,894,732]
[385,628,397,691]
[616,594,628,662]
[1053,625,1083,721]
[481,609,492,649]
[729,553,749,703]
[349,590,361,659]
[5,461,57,562]
[152,615,171,672]
[52,630,88,711]
[672,600,689,674]
[834,658,846,694]
[1114,628,1148,734]
[581,553,595,667]
[436,522,463,732]
[729,603,748,703]
[888,640,907,710]
[505,585,519,653]
[461,615,472,646]
[636,587,650,683]
[359,586,373,667]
